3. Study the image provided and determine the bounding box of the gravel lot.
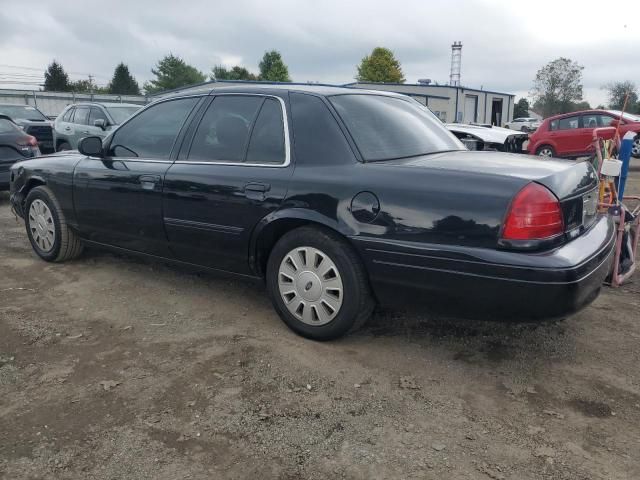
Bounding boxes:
[1,172,639,480]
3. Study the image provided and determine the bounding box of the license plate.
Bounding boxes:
[582,191,597,227]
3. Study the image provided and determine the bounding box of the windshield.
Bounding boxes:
[329,94,464,161]
[106,106,141,125]
[607,110,640,122]
[0,105,47,121]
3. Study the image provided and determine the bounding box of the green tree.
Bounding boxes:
[356,47,405,83]
[513,98,530,118]
[211,65,258,81]
[108,63,140,95]
[144,54,206,94]
[605,81,638,112]
[258,51,291,82]
[69,78,96,93]
[531,57,584,117]
[44,60,70,91]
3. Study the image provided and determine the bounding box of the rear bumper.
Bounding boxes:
[351,215,616,320]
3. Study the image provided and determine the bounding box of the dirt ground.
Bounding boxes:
[1,172,639,480]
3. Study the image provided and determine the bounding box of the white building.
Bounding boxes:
[346,82,515,126]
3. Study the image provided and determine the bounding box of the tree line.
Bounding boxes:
[43,48,640,117]
[43,50,292,95]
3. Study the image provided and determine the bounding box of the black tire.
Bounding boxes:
[536,145,555,157]
[632,134,640,159]
[24,186,83,262]
[57,142,71,152]
[266,226,375,340]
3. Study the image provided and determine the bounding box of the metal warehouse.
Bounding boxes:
[346,82,515,126]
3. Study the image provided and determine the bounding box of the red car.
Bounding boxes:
[527,110,640,159]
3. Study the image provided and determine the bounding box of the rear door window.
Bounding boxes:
[581,114,598,129]
[598,115,616,127]
[245,98,286,164]
[557,116,579,130]
[73,107,90,125]
[187,96,262,162]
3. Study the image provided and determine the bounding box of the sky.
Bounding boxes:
[0,0,638,107]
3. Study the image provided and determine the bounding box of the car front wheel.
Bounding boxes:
[24,186,83,262]
[266,226,374,340]
[57,142,71,152]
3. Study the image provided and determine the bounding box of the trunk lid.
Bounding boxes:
[382,150,600,242]
[383,150,598,200]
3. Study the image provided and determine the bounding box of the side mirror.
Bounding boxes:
[94,118,107,130]
[78,136,104,157]
[610,119,621,128]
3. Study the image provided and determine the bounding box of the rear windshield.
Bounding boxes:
[0,105,47,121]
[329,94,463,161]
[106,106,140,124]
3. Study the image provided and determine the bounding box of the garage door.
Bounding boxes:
[463,95,478,123]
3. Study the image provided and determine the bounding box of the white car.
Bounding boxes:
[446,123,528,153]
[504,117,541,132]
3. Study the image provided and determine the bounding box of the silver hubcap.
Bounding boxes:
[633,138,640,156]
[278,246,343,326]
[539,148,553,157]
[28,199,55,252]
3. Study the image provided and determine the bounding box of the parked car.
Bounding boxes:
[504,117,541,132]
[53,102,142,151]
[0,103,54,153]
[0,115,40,190]
[9,86,614,340]
[446,123,528,153]
[528,109,640,158]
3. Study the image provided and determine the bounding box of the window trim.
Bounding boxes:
[175,93,291,168]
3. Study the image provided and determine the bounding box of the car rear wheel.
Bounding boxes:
[536,145,555,157]
[25,186,83,262]
[57,142,71,152]
[632,135,640,158]
[266,226,374,340]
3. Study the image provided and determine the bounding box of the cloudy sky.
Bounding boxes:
[0,0,638,106]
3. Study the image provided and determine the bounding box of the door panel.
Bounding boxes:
[73,158,172,255]
[72,96,203,256]
[163,164,292,272]
[72,106,91,147]
[163,94,292,274]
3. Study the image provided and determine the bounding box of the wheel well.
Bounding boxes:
[56,138,69,148]
[21,179,46,201]
[253,219,356,277]
[536,144,554,153]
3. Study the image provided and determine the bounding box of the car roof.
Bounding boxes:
[67,102,141,108]
[157,82,406,100]
[544,109,614,121]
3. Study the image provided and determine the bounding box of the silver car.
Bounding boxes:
[53,102,141,151]
[504,117,541,132]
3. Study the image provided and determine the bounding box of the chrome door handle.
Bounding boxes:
[139,174,161,190]
[244,182,270,200]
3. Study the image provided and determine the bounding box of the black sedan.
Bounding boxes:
[0,114,40,190]
[9,85,615,340]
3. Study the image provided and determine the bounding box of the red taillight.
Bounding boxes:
[502,183,564,240]
[18,135,38,147]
